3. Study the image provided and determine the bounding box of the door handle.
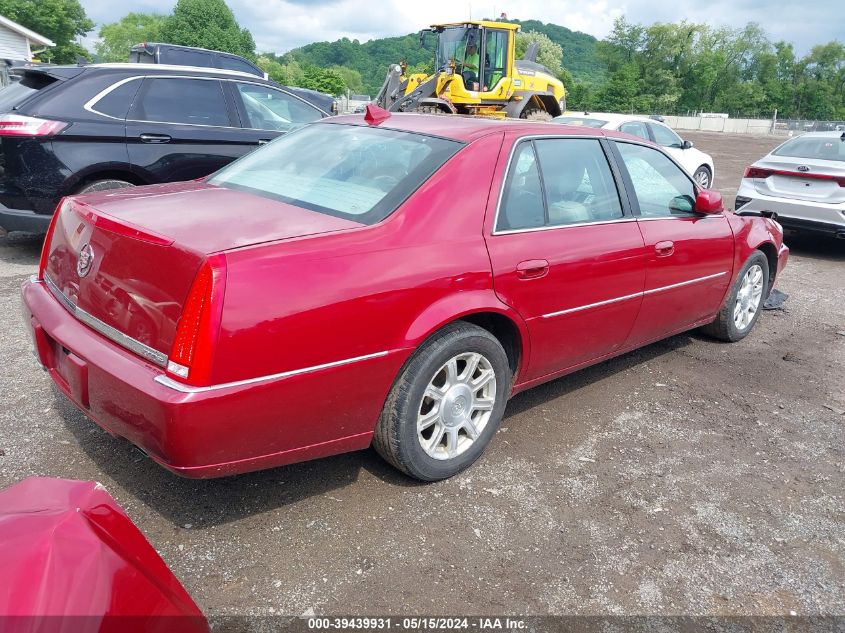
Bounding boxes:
[655,241,675,257]
[139,133,172,144]
[257,139,271,145]
[516,259,549,280]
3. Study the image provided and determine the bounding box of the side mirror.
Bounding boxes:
[681,140,693,149]
[695,189,723,214]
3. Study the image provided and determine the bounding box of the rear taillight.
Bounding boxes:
[38,198,69,279]
[0,113,67,137]
[166,254,227,386]
[744,166,771,179]
[744,165,845,187]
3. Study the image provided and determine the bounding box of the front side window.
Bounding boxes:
[616,142,696,217]
[131,77,230,126]
[233,82,322,131]
[618,121,650,141]
[649,122,683,148]
[207,124,463,225]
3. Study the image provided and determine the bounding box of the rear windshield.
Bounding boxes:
[554,116,608,128]
[0,73,55,112]
[773,136,845,161]
[207,124,464,225]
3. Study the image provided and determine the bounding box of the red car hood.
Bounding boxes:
[0,477,207,631]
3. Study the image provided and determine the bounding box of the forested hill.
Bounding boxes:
[279,19,602,97]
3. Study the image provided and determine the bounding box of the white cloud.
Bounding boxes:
[79,0,842,57]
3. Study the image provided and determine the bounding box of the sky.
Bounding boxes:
[78,0,843,55]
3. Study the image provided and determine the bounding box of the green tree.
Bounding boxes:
[515,30,563,77]
[0,0,93,63]
[299,67,346,96]
[95,13,166,62]
[160,0,255,60]
[330,65,363,94]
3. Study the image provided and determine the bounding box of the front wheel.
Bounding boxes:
[373,322,511,481]
[701,251,769,342]
[693,165,712,189]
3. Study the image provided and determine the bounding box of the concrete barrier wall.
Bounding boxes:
[663,115,777,135]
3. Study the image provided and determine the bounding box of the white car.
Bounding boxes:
[735,132,845,238]
[554,112,716,188]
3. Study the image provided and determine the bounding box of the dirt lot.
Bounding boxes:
[1,131,843,617]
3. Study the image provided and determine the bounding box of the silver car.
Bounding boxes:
[736,132,845,238]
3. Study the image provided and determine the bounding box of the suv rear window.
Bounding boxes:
[207,124,463,225]
[0,73,57,112]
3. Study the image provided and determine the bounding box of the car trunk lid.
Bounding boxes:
[42,183,362,363]
[749,158,845,204]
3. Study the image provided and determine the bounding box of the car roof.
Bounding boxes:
[558,112,654,125]
[325,112,618,142]
[88,62,261,80]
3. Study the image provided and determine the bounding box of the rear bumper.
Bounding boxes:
[736,179,845,237]
[0,204,52,233]
[22,277,404,478]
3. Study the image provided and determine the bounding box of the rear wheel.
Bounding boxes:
[76,179,135,194]
[373,322,510,481]
[701,251,769,342]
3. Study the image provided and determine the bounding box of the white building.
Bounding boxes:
[0,14,55,62]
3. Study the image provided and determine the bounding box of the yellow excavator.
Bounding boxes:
[374,20,566,120]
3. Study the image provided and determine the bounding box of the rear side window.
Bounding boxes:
[91,79,141,119]
[233,82,322,131]
[497,142,545,231]
[130,77,230,126]
[619,121,650,141]
[497,139,623,232]
[534,139,623,225]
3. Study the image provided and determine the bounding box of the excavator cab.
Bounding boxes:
[376,21,566,120]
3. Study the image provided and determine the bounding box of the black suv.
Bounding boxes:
[0,63,328,233]
[128,43,336,114]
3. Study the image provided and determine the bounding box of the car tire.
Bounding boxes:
[693,165,712,189]
[76,179,135,194]
[701,251,769,342]
[373,322,511,481]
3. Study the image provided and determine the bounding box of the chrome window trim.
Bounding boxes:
[154,351,390,393]
[541,271,728,319]
[84,74,324,127]
[491,134,628,236]
[43,274,169,368]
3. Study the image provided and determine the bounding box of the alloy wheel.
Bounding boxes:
[734,264,764,330]
[417,352,497,460]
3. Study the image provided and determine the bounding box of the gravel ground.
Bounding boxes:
[1,131,843,617]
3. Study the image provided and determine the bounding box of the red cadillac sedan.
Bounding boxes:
[22,110,789,481]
